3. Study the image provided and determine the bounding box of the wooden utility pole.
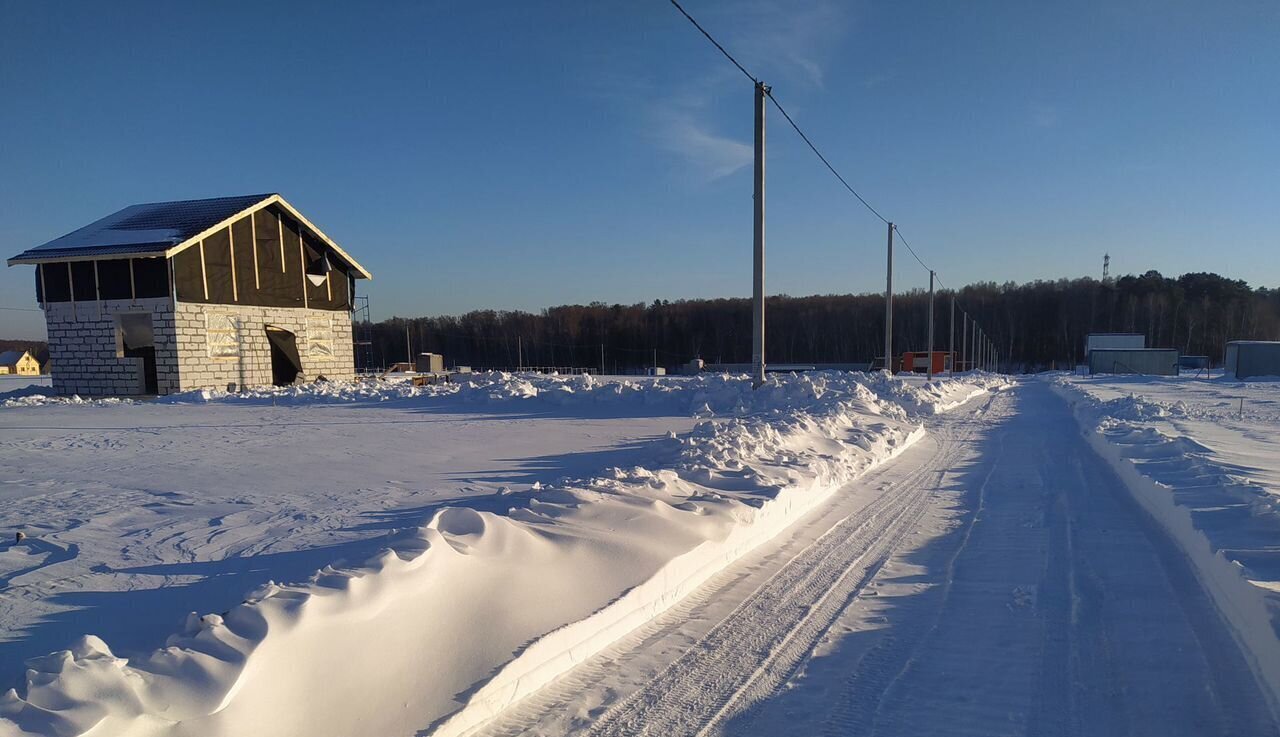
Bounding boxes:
[962,312,968,372]
[752,80,768,388]
[884,222,894,373]
[517,336,523,371]
[927,271,936,380]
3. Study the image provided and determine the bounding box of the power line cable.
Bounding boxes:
[668,1,936,261]
[764,92,890,226]
[669,0,888,227]
[668,0,757,84]
[889,226,931,273]
[668,1,1001,362]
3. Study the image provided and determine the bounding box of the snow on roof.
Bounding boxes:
[8,194,274,262]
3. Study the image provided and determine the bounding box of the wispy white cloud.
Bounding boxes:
[654,109,753,182]
[725,0,847,89]
[652,0,850,181]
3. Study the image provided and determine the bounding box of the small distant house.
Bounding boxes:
[6,194,372,396]
[1225,341,1280,380]
[0,350,41,376]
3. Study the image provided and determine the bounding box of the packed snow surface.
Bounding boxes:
[479,381,1278,737]
[0,371,1005,737]
[1050,373,1280,707]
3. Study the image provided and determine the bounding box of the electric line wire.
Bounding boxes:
[764,92,890,226]
[0,306,42,312]
[668,0,757,85]
[671,1,1005,368]
[669,0,965,300]
[888,226,932,273]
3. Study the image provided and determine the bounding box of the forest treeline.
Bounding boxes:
[359,271,1280,372]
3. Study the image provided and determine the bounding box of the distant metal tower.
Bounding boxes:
[353,293,375,373]
[1103,253,1111,282]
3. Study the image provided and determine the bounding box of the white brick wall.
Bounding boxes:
[172,302,355,392]
[43,298,179,396]
[42,299,356,396]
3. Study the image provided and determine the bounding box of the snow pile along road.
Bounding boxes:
[1050,374,1280,709]
[0,372,999,737]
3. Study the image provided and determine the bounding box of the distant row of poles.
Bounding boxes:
[674,3,1001,387]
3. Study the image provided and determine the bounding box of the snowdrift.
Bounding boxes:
[1,372,1002,737]
[1049,377,1280,714]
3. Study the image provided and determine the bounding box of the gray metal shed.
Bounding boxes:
[1088,348,1180,376]
[1084,333,1145,358]
[1225,341,1280,380]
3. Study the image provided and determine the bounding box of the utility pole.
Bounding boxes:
[973,322,979,372]
[962,312,968,373]
[653,347,658,372]
[405,324,412,365]
[517,336,523,371]
[749,80,768,388]
[600,344,605,376]
[927,270,935,380]
[949,296,955,377]
[884,222,895,373]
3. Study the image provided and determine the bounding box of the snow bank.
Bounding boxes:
[0,389,137,408]
[1,372,993,737]
[861,370,1010,415]
[1049,377,1280,715]
[155,370,1010,417]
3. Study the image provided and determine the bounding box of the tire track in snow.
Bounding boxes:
[808,383,1277,737]
[577,401,990,737]
[816,404,1006,737]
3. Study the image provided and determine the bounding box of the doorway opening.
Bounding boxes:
[266,326,302,386]
[116,313,157,394]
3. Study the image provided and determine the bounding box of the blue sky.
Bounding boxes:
[2,0,1277,339]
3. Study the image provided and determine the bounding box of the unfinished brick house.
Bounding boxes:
[7,194,372,396]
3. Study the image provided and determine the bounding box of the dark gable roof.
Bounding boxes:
[8,193,372,279]
[8,194,275,262]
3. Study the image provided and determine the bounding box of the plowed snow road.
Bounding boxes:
[468,382,1278,737]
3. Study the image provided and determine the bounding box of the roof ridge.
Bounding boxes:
[124,193,277,208]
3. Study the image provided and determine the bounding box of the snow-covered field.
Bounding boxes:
[0,371,1004,737]
[1050,373,1280,706]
